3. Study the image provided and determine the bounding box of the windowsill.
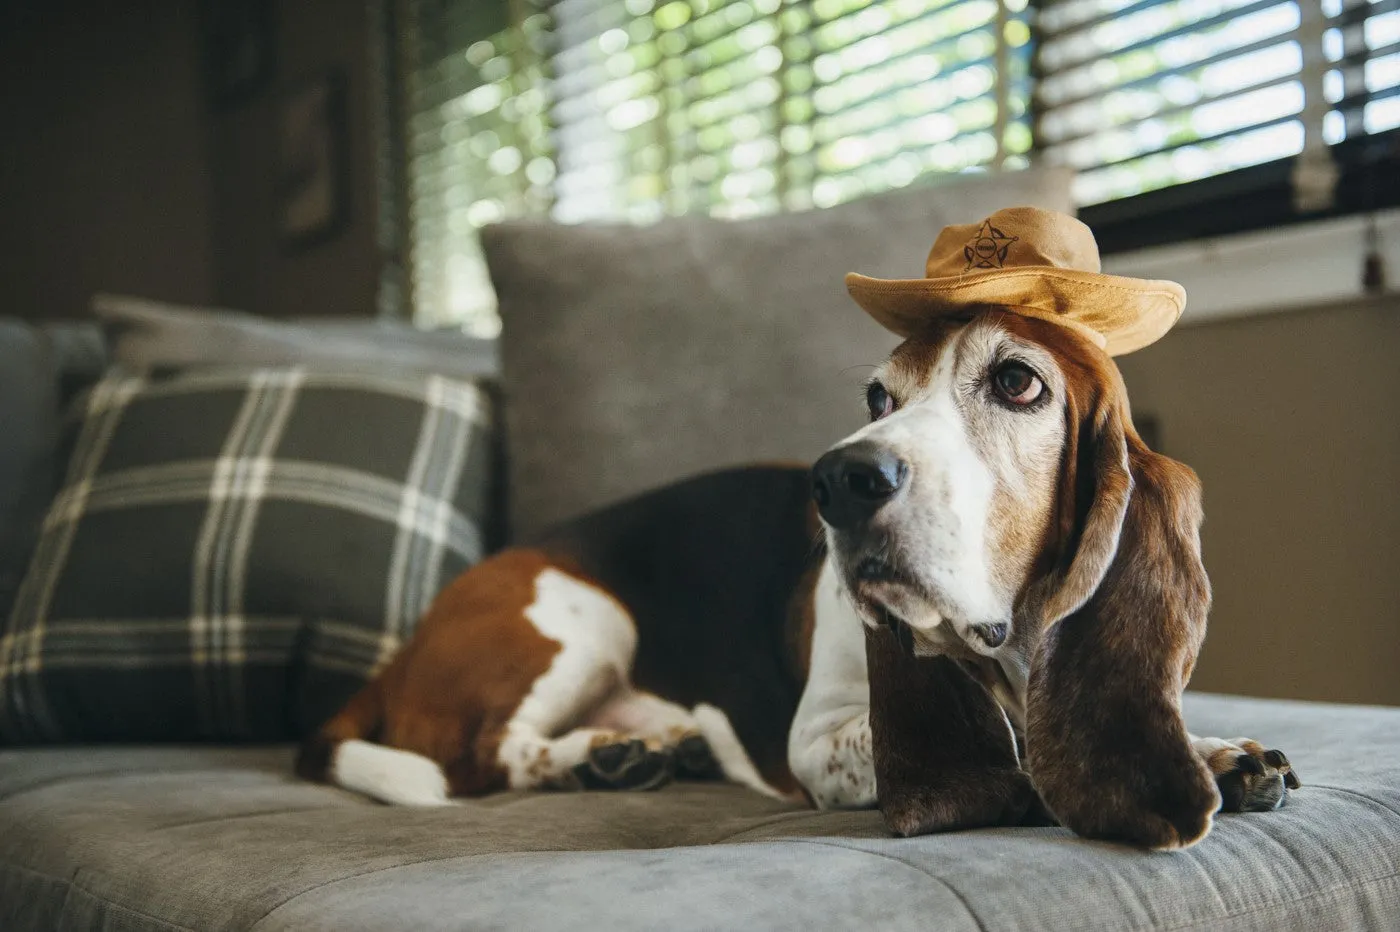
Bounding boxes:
[1101,207,1400,325]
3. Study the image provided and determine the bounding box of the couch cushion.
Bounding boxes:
[93,294,500,379]
[482,168,1074,540]
[1,693,1396,930]
[0,367,495,743]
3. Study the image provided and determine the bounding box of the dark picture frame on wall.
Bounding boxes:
[277,70,351,252]
[201,0,276,110]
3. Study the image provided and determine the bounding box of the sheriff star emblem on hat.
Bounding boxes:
[963,220,1018,270]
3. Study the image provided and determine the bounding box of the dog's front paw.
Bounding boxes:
[1194,737,1300,812]
[1029,739,1220,850]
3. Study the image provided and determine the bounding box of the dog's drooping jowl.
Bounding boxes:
[298,208,1297,850]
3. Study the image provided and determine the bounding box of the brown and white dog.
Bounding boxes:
[298,305,1298,850]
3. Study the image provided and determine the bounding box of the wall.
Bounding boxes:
[0,0,381,322]
[0,1,216,319]
[209,0,383,318]
[1118,296,1400,706]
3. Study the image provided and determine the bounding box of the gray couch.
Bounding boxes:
[2,695,1399,929]
[4,172,1400,929]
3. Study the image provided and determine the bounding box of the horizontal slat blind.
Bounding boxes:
[1038,0,1398,206]
[1037,0,1313,205]
[550,0,1034,223]
[403,0,1030,329]
[403,0,554,333]
[1323,0,1400,139]
[402,0,1396,329]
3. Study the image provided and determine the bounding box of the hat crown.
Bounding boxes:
[924,206,1102,280]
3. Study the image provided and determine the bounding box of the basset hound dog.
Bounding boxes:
[298,209,1299,850]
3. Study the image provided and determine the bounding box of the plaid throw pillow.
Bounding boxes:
[0,368,494,743]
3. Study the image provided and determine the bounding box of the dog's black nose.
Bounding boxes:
[811,442,908,529]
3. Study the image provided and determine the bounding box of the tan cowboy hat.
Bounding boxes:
[845,206,1185,356]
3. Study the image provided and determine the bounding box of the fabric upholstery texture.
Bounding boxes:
[0,368,494,743]
[0,693,1396,930]
[482,168,1074,540]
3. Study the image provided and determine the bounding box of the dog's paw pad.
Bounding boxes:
[574,738,674,791]
[1205,739,1298,812]
[673,733,723,781]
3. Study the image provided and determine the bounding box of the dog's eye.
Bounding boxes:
[992,362,1044,406]
[866,381,895,421]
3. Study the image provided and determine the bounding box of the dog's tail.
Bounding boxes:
[296,679,457,807]
[295,677,383,783]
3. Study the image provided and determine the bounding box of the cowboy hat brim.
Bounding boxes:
[845,266,1186,357]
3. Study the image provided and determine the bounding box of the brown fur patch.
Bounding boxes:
[883,318,965,391]
[866,625,1046,835]
[996,312,1218,849]
[299,549,570,797]
[1206,746,1242,775]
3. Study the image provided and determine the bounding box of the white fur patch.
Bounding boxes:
[787,559,877,808]
[587,690,696,739]
[692,702,788,800]
[331,739,452,806]
[497,568,637,788]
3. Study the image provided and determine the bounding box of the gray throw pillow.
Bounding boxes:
[482,168,1073,540]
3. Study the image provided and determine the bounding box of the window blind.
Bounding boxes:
[549,0,1034,223]
[1036,0,1400,206]
[401,0,554,333]
[400,0,1398,330]
[401,0,1031,331]
[1323,0,1400,141]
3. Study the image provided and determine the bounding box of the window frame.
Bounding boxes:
[1075,125,1400,253]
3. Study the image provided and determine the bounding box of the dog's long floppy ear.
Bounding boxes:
[1025,376,1218,850]
[866,627,1046,837]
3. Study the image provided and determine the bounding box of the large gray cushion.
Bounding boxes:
[1,693,1396,930]
[482,169,1074,540]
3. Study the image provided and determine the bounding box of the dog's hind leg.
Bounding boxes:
[581,691,790,798]
[300,550,657,801]
[492,566,679,791]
